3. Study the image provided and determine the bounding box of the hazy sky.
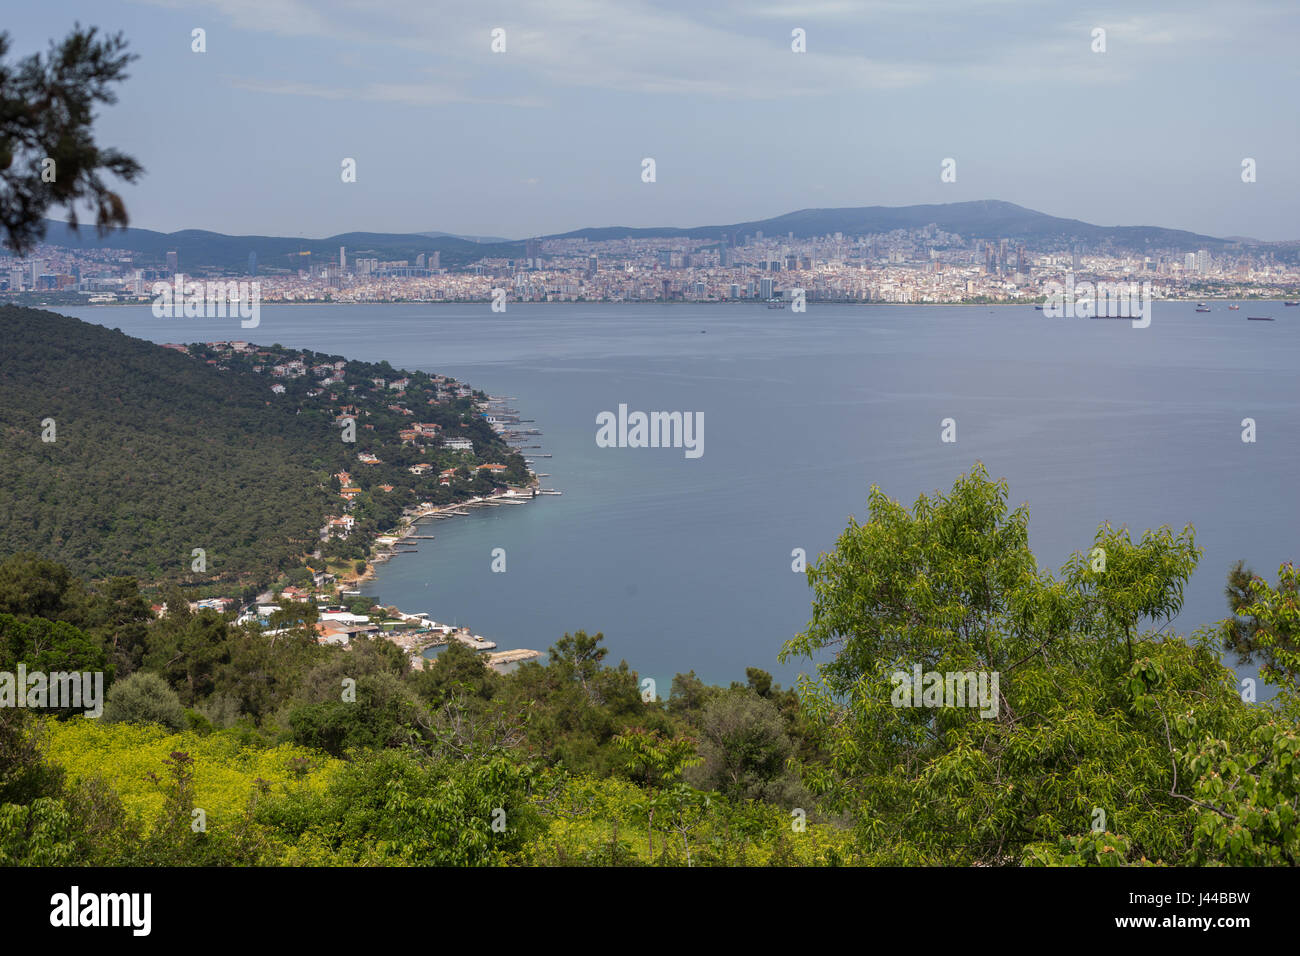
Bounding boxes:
[9,1,1300,240]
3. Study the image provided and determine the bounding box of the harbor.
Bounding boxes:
[355,393,556,674]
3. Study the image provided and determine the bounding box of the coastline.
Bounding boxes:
[28,295,1300,309]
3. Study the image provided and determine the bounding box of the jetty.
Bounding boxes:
[487,649,541,670]
[452,632,497,651]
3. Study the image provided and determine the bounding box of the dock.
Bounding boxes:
[487,649,541,669]
[452,632,497,651]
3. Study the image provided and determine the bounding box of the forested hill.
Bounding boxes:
[0,306,336,583]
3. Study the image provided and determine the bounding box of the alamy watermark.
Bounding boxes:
[596,404,703,459]
[0,665,103,717]
[891,666,999,719]
[1042,274,1151,328]
[151,273,260,328]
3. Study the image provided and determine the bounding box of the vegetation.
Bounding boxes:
[0,25,142,255]
[0,307,526,591]
[0,465,1296,866]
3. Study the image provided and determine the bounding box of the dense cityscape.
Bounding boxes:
[6,224,1300,306]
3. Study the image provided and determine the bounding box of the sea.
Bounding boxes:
[67,301,1299,695]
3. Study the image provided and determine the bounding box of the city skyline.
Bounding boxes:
[5,0,1299,240]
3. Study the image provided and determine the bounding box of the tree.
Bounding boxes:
[1221,560,1300,689]
[102,671,185,731]
[0,554,74,620]
[411,638,497,707]
[613,728,700,862]
[548,630,608,699]
[0,25,142,254]
[143,609,229,705]
[685,689,800,805]
[0,612,106,675]
[779,464,1249,865]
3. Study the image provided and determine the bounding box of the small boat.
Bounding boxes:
[1228,305,1240,310]
[1247,316,1274,321]
[1197,302,1208,307]
[1033,305,1045,310]
[1286,301,1300,306]
[1195,307,1211,312]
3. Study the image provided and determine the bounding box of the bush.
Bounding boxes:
[102,672,185,731]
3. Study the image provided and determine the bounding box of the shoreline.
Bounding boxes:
[28,296,1300,309]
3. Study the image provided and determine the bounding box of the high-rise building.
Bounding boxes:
[431,251,440,271]
[166,250,178,273]
[760,277,775,300]
[247,251,258,276]
[1071,247,1080,272]
[1184,253,1196,272]
[1196,249,1209,273]
[587,255,598,277]
[339,246,346,270]
[416,253,426,268]
[525,238,541,266]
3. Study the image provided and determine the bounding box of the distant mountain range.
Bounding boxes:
[542,200,1245,249]
[33,221,521,272]
[25,201,1291,272]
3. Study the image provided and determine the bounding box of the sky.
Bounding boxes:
[7,0,1300,240]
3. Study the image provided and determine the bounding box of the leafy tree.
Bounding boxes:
[0,25,142,254]
[780,464,1247,865]
[288,672,424,758]
[320,748,541,865]
[613,728,700,861]
[410,638,498,708]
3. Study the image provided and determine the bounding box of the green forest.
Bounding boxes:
[1,466,1297,866]
[0,307,525,592]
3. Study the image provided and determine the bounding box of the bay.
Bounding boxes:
[66,301,1299,693]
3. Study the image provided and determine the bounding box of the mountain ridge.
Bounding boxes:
[21,200,1292,271]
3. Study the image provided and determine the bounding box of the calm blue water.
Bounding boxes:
[68,302,1299,693]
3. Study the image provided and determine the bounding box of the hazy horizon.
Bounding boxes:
[38,196,1284,246]
[8,0,1299,241]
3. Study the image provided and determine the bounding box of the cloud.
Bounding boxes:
[137,0,933,100]
[225,77,544,108]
